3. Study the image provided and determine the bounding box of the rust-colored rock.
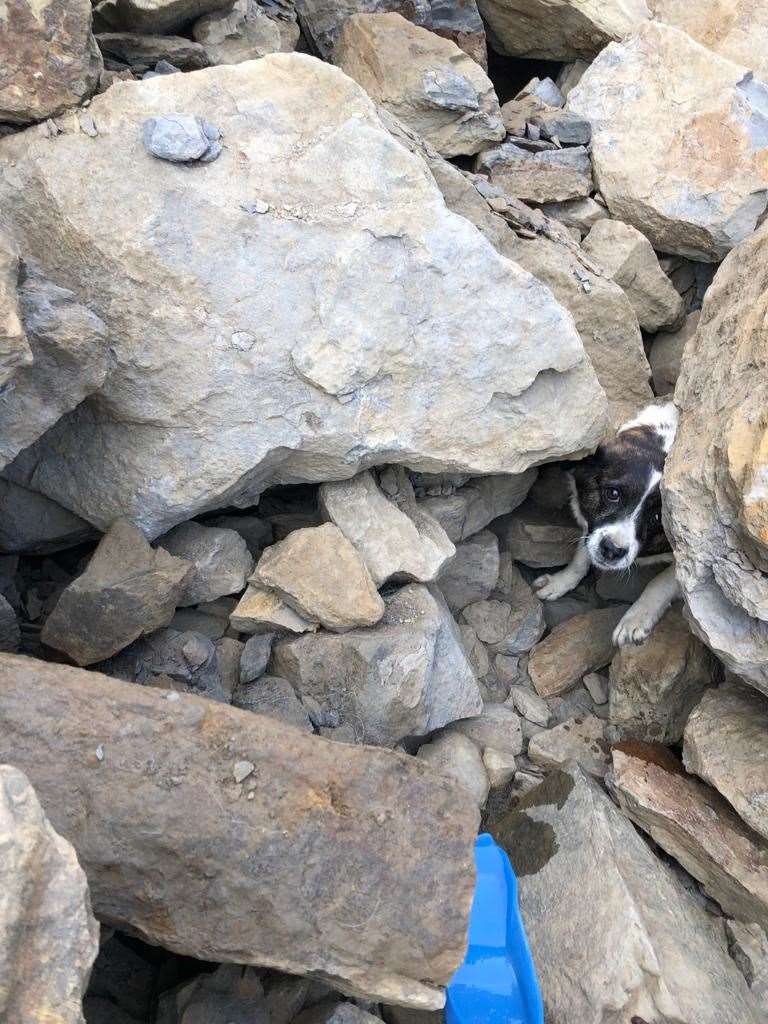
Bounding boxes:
[528,606,624,697]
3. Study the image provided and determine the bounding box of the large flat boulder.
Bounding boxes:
[0,764,98,1024]
[684,683,768,843]
[489,768,762,1023]
[568,22,768,260]
[663,222,768,692]
[476,0,649,60]
[0,654,479,1009]
[0,0,102,124]
[0,56,606,539]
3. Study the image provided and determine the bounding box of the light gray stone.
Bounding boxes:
[273,584,482,747]
[449,704,523,758]
[528,108,591,144]
[726,919,768,1015]
[417,732,489,808]
[417,472,536,543]
[462,584,544,655]
[0,57,606,538]
[193,0,296,64]
[490,768,762,1024]
[157,521,253,605]
[528,713,609,777]
[538,196,609,236]
[142,112,221,162]
[97,32,210,70]
[240,632,274,683]
[437,530,499,612]
[582,672,608,705]
[476,141,592,203]
[508,685,550,727]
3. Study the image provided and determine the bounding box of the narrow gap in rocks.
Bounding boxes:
[485,50,563,104]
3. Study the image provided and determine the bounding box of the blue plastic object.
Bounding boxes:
[445,833,544,1024]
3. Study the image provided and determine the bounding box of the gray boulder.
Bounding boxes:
[476,142,592,203]
[417,733,490,808]
[158,521,253,605]
[0,478,97,554]
[437,530,499,612]
[232,675,312,731]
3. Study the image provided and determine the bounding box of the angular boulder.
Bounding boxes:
[437,530,499,612]
[157,521,253,605]
[0,764,98,1024]
[96,32,210,70]
[253,524,384,632]
[476,0,649,60]
[609,607,716,744]
[273,584,482,747]
[684,683,768,843]
[663,222,768,691]
[231,584,317,635]
[476,142,592,203]
[0,0,102,124]
[41,519,191,665]
[611,745,768,932]
[193,0,296,64]
[0,56,606,538]
[0,477,96,554]
[0,654,479,1009]
[528,607,625,697]
[490,768,762,1024]
[568,22,768,260]
[416,733,490,809]
[333,14,504,158]
[320,469,455,586]
[93,0,232,34]
[528,714,610,777]
[417,471,536,543]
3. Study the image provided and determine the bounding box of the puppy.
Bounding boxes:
[533,401,681,646]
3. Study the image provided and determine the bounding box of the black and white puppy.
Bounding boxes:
[533,401,681,646]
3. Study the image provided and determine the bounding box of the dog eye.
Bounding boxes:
[604,487,621,503]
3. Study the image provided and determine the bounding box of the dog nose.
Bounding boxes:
[599,537,628,563]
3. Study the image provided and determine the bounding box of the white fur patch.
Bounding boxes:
[619,401,679,453]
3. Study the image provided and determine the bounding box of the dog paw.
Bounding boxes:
[613,609,653,647]
[533,572,573,602]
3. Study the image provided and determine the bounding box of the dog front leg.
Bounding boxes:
[613,565,681,646]
[534,540,590,601]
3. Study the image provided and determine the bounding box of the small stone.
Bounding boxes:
[230,585,317,635]
[529,714,609,777]
[461,596,544,655]
[482,747,516,788]
[240,633,274,683]
[95,744,105,762]
[233,675,312,732]
[450,704,523,758]
[158,521,253,606]
[233,760,255,783]
[142,113,221,163]
[583,672,609,705]
[436,530,499,612]
[493,500,580,569]
[417,732,490,808]
[508,685,550,727]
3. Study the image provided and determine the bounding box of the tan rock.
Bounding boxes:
[193,0,292,64]
[0,764,98,1024]
[538,196,609,237]
[529,607,625,697]
[0,233,31,389]
[476,142,592,203]
[684,683,768,843]
[0,0,102,124]
[609,607,717,744]
[650,0,768,80]
[253,524,384,632]
[568,22,768,260]
[611,745,768,931]
[529,714,610,777]
[334,14,503,158]
[582,218,685,332]
[663,222,768,691]
[230,584,317,635]
[41,519,192,665]
[0,653,479,1009]
[649,310,700,395]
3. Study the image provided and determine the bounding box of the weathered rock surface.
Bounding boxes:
[96,32,209,69]
[0,270,110,471]
[193,0,295,64]
[664,221,768,691]
[649,310,699,395]
[684,684,768,843]
[233,674,313,732]
[582,218,685,332]
[0,233,31,388]
[568,22,768,260]
[649,0,768,81]
[493,500,581,569]
[539,196,608,237]
[461,591,544,655]
[611,745,768,932]
[93,0,232,34]
[529,607,624,697]
[437,530,499,612]
[294,0,487,65]
[726,919,768,1015]
[609,607,716,744]
[41,519,191,665]
[0,764,98,1024]
[158,521,253,605]
[273,584,482,747]
[0,478,96,554]
[321,470,454,586]
[418,472,536,543]
[0,0,102,124]
[476,0,649,60]
[0,654,479,1009]
[528,714,610,777]
[231,584,318,635]
[0,56,606,538]
[490,768,762,1024]
[417,733,489,808]
[334,14,503,158]
[449,703,524,759]
[253,524,384,632]
[476,142,592,203]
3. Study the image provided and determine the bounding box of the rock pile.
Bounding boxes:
[2,1,768,1021]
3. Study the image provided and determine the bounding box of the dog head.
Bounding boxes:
[569,404,678,573]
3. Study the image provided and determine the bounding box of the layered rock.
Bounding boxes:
[528,607,624,697]
[333,14,503,158]
[273,584,482,746]
[684,684,768,843]
[528,714,610,777]
[0,0,102,124]
[193,0,297,63]
[568,22,768,260]
[0,56,606,538]
[476,0,649,60]
[0,653,479,1009]
[96,31,210,70]
[0,764,98,1024]
[490,768,761,1023]
[476,142,592,203]
[417,472,536,543]
[41,519,191,665]
[664,222,768,691]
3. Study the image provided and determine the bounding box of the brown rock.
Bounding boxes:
[41,519,192,665]
[0,0,102,124]
[476,141,592,203]
[0,653,480,1009]
[0,764,98,1023]
[230,584,318,635]
[93,0,232,35]
[611,746,768,931]
[253,524,384,632]
[529,607,625,697]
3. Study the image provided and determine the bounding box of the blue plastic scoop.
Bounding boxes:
[445,833,544,1024]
